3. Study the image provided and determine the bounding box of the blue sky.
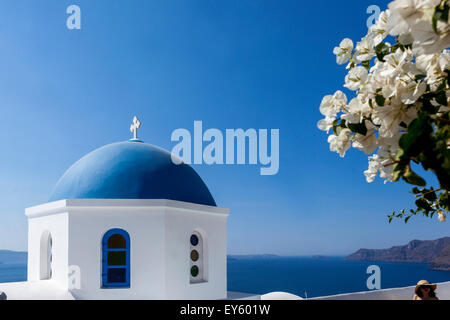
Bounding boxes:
[0,0,447,254]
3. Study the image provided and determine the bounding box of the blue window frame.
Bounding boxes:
[102,228,130,288]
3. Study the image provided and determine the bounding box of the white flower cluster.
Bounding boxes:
[319,0,450,185]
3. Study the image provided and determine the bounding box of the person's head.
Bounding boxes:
[415,280,437,298]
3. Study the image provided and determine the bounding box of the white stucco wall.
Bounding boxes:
[24,199,229,300]
[0,280,75,300]
[66,204,166,299]
[27,201,69,290]
[164,206,228,299]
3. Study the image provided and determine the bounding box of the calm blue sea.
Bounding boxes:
[227,257,450,298]
[1,257,450,298]
[0,263,27,284]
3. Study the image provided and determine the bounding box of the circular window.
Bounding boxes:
[190,250,199,262]
[190,234,199,246]
[190,265,199,277]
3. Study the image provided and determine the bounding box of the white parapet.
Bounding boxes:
[258,281,450,300]
[310,281,450,300]
[0,280,75,300]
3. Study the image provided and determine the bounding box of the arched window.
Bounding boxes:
[102,229,130,288]
[189,231,206,283]
[40,231,52,280]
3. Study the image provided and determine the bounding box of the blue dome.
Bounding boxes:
[49,141,216,206]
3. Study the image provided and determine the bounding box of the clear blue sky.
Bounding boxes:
[0,0,447,254]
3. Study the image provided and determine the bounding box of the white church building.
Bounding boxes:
[0,117,232,300]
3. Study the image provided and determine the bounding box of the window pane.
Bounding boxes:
[190,234,199,246]
[191,265,199,277]
[107,268,126,283]
[108,251,126,266]
[108,234,126,248]
[190,250,199,262]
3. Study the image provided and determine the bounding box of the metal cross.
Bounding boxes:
[130,116,141,140]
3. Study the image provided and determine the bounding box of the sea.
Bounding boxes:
[1,256,450,298]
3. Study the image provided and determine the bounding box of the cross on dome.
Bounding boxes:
[130,116,141,141]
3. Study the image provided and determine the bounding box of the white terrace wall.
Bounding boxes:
[311,281,450,300]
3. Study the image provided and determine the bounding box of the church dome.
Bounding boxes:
[49,140,217,206]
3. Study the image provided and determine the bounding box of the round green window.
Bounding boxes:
[190,265,199,277]
[190,250,199,262]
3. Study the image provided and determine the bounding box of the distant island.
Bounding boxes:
[345,237,450,271]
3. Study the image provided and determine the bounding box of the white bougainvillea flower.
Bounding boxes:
[372,102,417,138]
[355,35,376,62]
[438,211,447,222]
[439,50,450,70]
[319,90,347,118]
[333,38,354,65]
[364,151,395,183]
[398,32,414,45]
[412,30,450,56]
[411,19,450,54]
[380,48,411,78]
[364,154,381,182]
[318,0,449,200]
[385,6,410,36]
[415,52,436,72]
[346,97,371,121]
[317,116,335,133]
[328,128,352,157]
[341,112,361,124]
[416,50,450,90]
[387,0,439,35]
[353,132,378,155]
[369,10,391,45]
[344,66,369,91]
[399,81,427,104]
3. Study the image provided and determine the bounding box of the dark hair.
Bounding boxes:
[417,285,436,298]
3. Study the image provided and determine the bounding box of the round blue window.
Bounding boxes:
[190,234,199,246]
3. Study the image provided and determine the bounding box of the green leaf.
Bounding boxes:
[433,2,449,33]
[362,60,370,70]
[375,94,386,106]
[405,216,411,223]
[332,119,340,136]
[415,198,432,211]
[435,90,448,106]
[414,74,427,81]
[403,169,427,186]
[395,149,405,161]
[391,43,401,53]
[347,122,368,135]
[424,190,437,201]
[411,187,421,194]
[375,43,390,62]
[439,192,449,211]
[392,161,407,181]
[399,113,432,157]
